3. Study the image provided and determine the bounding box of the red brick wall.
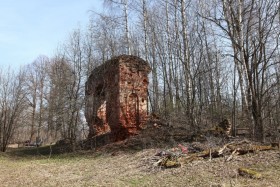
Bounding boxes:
[85,55,151,141]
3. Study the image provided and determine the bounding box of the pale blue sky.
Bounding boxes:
[0,0,102,69]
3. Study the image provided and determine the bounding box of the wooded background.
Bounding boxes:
[0,0,279,152]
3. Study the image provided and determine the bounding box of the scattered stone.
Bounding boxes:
[158,155,181,169]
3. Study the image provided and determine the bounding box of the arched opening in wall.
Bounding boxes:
[93,83,110,135]
[128,93,139,128]
[94,84,106,118]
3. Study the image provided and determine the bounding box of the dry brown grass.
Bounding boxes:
[0,146,279,187]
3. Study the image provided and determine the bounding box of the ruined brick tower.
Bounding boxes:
[85,55,151,141]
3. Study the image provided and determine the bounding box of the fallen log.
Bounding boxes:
[228,144,274,155]
[218,140,276,156]
[238,167,262,179]
[196,149,220,158]
[226,149,237,162]
[152,140,278,167]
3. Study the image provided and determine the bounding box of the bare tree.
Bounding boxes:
[47,56,73,142]
[3,0,277,147]
[201,0,280,140]
[0,68,27,152]
[103,0,132,54]
[24,56,49,144]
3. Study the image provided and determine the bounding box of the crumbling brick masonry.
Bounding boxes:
[85,55,151,141]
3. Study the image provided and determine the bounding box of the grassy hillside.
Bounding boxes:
[0,145,279,187]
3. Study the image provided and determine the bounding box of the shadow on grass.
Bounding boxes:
[4,144,107,160]
[5,145,71,159]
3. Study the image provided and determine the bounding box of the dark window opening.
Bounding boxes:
[96,84,105,97]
